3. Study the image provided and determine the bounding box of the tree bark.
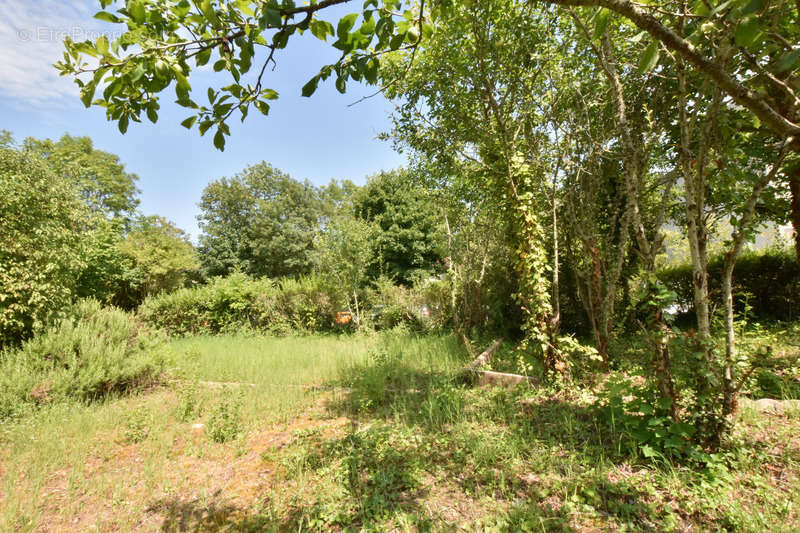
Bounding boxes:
[721,143,787,416]
[789,167,800,263]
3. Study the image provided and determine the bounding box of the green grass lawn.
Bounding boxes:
[1,330,799,532]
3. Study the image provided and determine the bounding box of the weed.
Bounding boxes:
[175,380,202,422]
[123,408,154,444]
[205,390,242,443]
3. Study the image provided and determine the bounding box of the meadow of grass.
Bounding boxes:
[0,329,798,531]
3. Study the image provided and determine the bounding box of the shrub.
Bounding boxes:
[658,248,800,321]
[0,147,89,348]
[0,300,164,419]
[365,275,453,331]
[139,273,343,336]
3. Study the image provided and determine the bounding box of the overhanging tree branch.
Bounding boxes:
[537,0,800,138]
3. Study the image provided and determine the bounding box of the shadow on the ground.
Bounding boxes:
[320,358,680,531]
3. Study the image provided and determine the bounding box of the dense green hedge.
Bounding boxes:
[658,248,800,321]
[138,273,344,336]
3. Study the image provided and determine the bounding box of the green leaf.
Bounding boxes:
[263,8,281,28]
[628,31,647,44]
[213,128,226,150]
[198,119,213,135]
[741,0,765,15]
[260,88,279,100]
[335,76,346,94]
[180,116,197,129]
[301,75,319,97]
[118,115,129,134]
[691,0,709,16]
[637,41,660,74]
[128,0,146,23]
[337,13,359,38]
[200,0,220,28]
[196,48,212,67]
[640,444,658,458]
[708,0,734,18]
[310,19,334,41]
[593,9,610,40]
[94,11,121,23]
[80,83,96,108]
[130,63,145,82]
[734,17,760,48]
[775,49,800,73]
[146,106,158,123]
[96,35,109,55]
[254,100,270,116]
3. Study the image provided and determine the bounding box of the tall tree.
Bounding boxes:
[24,134,140,220]
[314,215,376,331]
[61,1,800,258]
[0,147,89,347]
[197,162,322,278]
[118,215,200,301]
[353,169,444,284]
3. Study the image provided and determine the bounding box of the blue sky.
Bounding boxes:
[0,0,406,239]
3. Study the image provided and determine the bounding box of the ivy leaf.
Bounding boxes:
[637,41,660,74]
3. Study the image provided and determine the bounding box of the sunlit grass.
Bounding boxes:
[2,331,799,531]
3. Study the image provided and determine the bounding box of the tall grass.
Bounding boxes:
[0,332,430,531]
[168,334,379,424]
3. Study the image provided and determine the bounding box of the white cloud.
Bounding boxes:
[0,0,109,104]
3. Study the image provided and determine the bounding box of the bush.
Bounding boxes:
[138,273,343,336]
[0,300,164,419]
[658,247,800,321]
[365,275,453,332]
[0,147,89,348]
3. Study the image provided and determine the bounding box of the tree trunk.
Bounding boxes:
[789,168,800,263]
[552,193,561,335]
[721,260,736,416]
[720,143,786,417]
[353,289,361,333]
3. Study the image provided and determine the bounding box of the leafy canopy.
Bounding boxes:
[57,0,435,150]
[197,162,322,278]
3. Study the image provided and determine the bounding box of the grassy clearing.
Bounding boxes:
[1,331,799,531]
